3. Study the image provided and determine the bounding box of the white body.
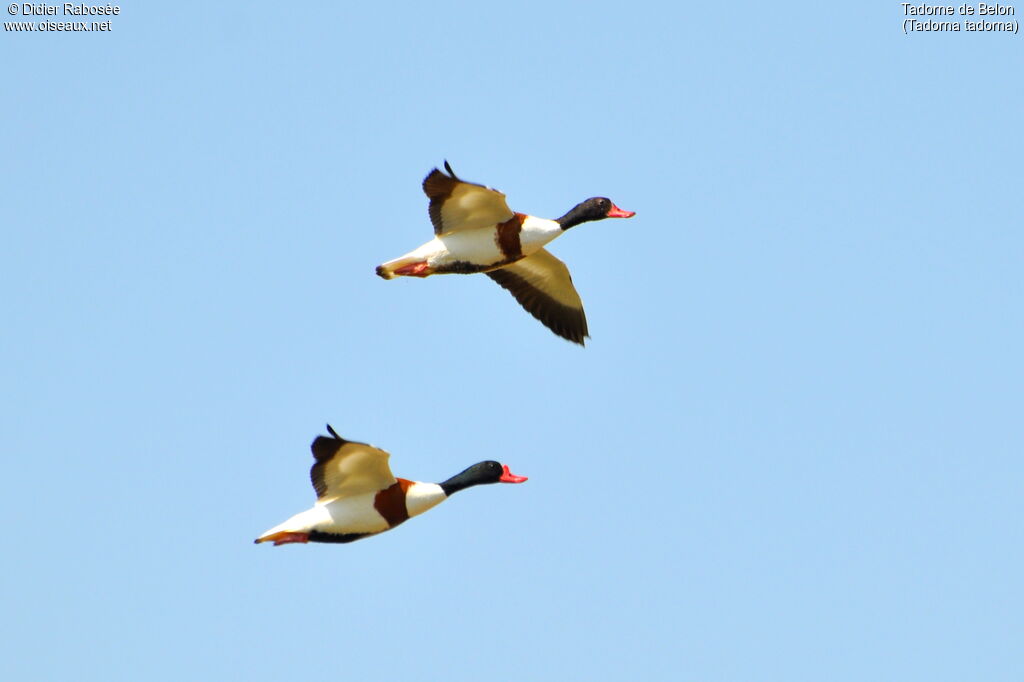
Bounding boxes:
[379,216,563,276]
[257,482,447,539]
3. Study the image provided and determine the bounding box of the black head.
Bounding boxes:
[439,461,528,496]
[557,197,636,230]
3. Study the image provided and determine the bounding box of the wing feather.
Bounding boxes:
[422,163,514,235]
[309,425,397,501]
[486,249,588,345]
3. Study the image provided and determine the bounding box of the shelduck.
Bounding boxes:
[376,162,635,345]
[255,425,528,546]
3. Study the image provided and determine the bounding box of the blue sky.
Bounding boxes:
[4,2,1022,680]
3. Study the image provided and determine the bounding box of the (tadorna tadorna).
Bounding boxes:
[375,162,635,345]
[254,425,528,546]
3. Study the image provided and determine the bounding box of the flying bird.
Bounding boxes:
[255,425,528,546]
[376,162,635,345]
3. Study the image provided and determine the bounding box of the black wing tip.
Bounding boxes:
[558,326,588,346]
[486,269,589,347]
[422,161,457,184]
[555,324,587,346]
[311,424,347,462]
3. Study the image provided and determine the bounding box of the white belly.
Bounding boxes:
[434,230,504,267]
[260,493,390,538]
[319,493,392,533]
[434,216,563,266]
[379,216,564,277]
[258,484,447,539]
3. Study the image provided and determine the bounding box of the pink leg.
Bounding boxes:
[273,532,310,546]
[256,531,311,546]
[393,261,431,277]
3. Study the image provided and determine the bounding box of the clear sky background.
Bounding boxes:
[4,2,1022,680]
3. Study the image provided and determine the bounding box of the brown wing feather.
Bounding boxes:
[422,167,461,234]
[308,425,397,501]
[421,163,513,235]
[309,425,348,498]
[486,249,589,345]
